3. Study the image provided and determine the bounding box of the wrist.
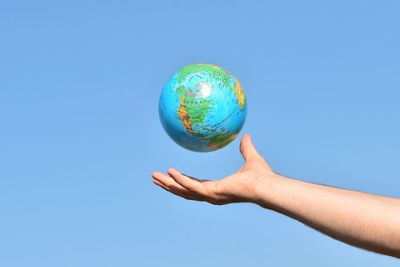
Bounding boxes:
[252,173,289,209]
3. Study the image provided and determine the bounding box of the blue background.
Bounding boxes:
[0,1,399,266]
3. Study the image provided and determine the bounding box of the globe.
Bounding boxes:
[159,63,247,152]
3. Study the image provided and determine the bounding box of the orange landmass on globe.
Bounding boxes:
[178,94,193,134]
[234,77,246,110]
[207,132,238,150]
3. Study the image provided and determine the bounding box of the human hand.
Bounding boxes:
[152,134,280,205]
[152,135,400,258]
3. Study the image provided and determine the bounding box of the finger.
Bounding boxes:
[152,171,190,191]
[167,168,207,195]
[240,134,262,162]
[152,178,205,201]
[182,173,210,182]
[152,171,204,198]
[152,177,171,191]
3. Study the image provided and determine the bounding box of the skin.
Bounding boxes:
[152,134,400,259]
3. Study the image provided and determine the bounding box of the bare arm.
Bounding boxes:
[256,174,400,257]
[152,134,400,258]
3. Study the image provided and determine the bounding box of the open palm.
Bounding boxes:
[152,134,275,205]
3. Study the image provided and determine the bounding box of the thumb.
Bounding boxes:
[240,134,263,162]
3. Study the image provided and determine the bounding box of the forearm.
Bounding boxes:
[255,175,400,258]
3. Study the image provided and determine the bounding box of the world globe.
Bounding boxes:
[159,64,247,152]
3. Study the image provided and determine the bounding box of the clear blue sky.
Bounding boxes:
[0,1,399,266]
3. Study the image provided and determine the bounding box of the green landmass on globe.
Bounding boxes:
[159,63,247,152]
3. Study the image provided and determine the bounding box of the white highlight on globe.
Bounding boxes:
[199,82,212,98]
